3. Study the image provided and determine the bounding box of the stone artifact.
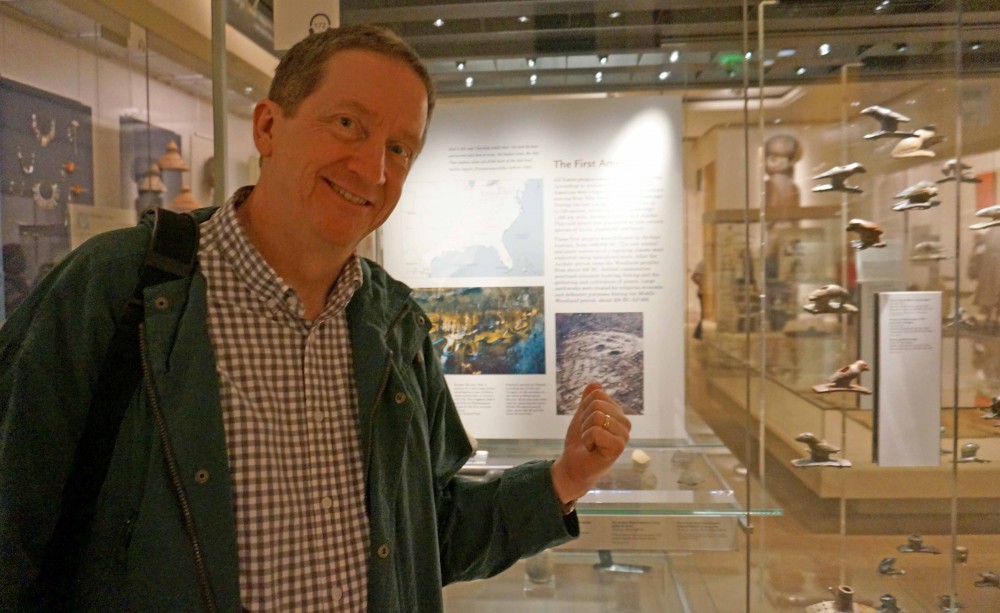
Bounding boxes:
[892,181,940,212]
[954,442,990,463]
[803,284,858,314]
[847,219,887,250]
[791,433,852,468]
[877,557,905,576]
[936,159,981,184]
[897,533,940,554]
[974,571,1000,588]
[812,163,866,193]
[805,585,877,613]
[812,360,872,395]
[876,593,902,613]
[969,204,1000,231]
[860,105,914,140]
[890,126,945,158]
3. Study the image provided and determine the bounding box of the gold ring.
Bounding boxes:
[602,414,612,430]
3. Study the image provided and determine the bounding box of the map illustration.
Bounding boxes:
[394,178,543,278]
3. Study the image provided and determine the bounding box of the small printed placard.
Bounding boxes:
[873,291,942,467]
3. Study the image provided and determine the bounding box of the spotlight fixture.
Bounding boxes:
[670,50,680,63]
[744,51,752,60]
[658,71,670,80]
[608,11,621,19]
[433,18,445,27]
[595,71,603,83]
[456,61,465,71]
[895,42,908,52]
[527,57,536,68]
[518,15,530,23]
[465,76,473,88]
[970,41,982,50]
[819,43,831,56]
[796,66,806,75]
[727,70,736,78]
[599,55,608,64]
[243,86,253,94]
[763,59,775,67]
[777,48,796,58]
[530,74,537,85]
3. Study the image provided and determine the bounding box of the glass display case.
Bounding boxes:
[3,1,999,612]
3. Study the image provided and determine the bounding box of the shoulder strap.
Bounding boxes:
[35,208,199,607]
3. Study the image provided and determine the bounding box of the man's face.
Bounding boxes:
[255,49,428,254]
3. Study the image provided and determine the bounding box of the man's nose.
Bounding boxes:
[350,139,387,186]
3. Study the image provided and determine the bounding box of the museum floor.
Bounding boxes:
[441,338,1000,612]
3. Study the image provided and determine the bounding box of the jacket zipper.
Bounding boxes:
[139,323,218,613]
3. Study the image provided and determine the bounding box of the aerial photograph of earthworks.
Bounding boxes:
[555,312,644,416]
[411,286,545,375]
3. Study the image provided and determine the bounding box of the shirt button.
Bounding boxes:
[320,496,334,510]
[194,469,209,484]
[394,392,407,404]
[377,543,390,558]
[153,296,169,310]
[331,585,343,602]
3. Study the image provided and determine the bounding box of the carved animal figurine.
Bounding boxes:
[911,241,947,261]
[937,158,981,184]
[890,125,945,158]
[803,284,858,314]
[847,219,886,250]
[969,204,1000,230]
[975,571,1000,588]
[813,162,866,193]
[795,433,842,463]
[892,180,940,212]
[813,360,872,394]
[877,557,905,576]
[860,105,914,140]
[898,533,940,554]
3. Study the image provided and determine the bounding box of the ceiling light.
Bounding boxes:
[774,118,782,124]
[243,86,253,94]
[970,41,982,51]
[727,70,736,78]
[744,51,752,60]
[456,61,465,71]
[599,55,608,64]
[777,48,796,58]
[433,18,445,27]
[819,43,831,56]
[518,15,529,23]
[608,11,622,19]
[530,74,537,85]
[527,57,536,67]
[658,71,670,80]
[670,50,680,63]
[465,76,473,87]
[763,59,775,67]
[796,66,806,75]
[850,100,861,107]
[895,43,908,52]
[595,71,603,83]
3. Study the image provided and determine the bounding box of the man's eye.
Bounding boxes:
[338,116,354,128]
[389,143,412,159]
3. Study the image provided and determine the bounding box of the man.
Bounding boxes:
[0,24,631,612]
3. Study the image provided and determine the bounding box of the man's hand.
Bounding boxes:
[551,382,632,505]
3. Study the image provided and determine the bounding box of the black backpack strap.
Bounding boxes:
[35,208,199,609]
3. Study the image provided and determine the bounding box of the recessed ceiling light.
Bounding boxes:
[608,11,622,19]
[819,43,831,56]
[796,66,806,75]
[456,61,465,71]
[465,76,474,87]
[670,50,680,63]
[595,71,603,82]
[518,15,530,23]
[744,51,752,60]
[895,42,908,52]
[850,100,861,107]
[777,48,796,58]
[530,74,537,85]
[774,118,782,124]
[763,59,775,67]
[970,41,982,50]
[527,57,536,68]
[658,71,670,80]
[243,86,253,94]
[433,18,445,27]
[599,55,608,64]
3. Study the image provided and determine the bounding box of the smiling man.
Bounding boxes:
[1,25,631,612]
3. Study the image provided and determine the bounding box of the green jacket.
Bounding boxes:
[0,207,578,611]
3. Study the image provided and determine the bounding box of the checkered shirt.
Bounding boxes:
[199,188,370,612]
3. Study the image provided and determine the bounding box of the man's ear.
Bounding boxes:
[253,100,280,158]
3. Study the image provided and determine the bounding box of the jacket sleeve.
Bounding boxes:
[0,228,145,606]
[417,334,580,585]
